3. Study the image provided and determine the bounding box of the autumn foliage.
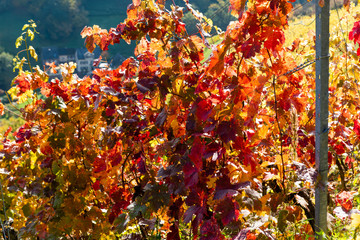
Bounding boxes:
[1,0,360,239]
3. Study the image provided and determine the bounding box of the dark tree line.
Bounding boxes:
[0,0,88,41]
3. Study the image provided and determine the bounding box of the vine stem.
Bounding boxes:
[0,179,10,239]
[272,75,286,191]
[267,49,286,192]
[24,38,33,74]
[121,152,132,189]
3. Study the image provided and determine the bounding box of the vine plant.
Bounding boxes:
[0,0,360,239]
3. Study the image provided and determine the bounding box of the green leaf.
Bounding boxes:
[22,203,32,217]
[114,213,129,233]
[52,160,61,174]
[277,209,289,233]
[53,194,63,208]
[128,202,147,219]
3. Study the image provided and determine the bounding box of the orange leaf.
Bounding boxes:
[207,44,228,77]
[133,0,141,7]
[4,127,12,137]
[0,102,4,116]
[229,0,247,18]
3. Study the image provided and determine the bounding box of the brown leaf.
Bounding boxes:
[344,0,350,11]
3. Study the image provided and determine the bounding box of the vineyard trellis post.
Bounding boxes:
[315,0,330,238]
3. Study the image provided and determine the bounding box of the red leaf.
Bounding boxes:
[214,175,250,200]
[264,29,285,51]
[335,191,353,212]
[111,155,122,167]
[93,157,107,173]
[350,21,360,56]
[235,137,257,171]
[217,120,237,143]
[185,188,203,206]
[14,72,31,94]
[240,38,261,59]
[4,127,12,138]
[189,137,205,170]
[345,156,354,168]
[184,205,205,223]
[204,142,223,160]
[84,35,96,53]
[105,107,116,116]
[200,217,224,240]
[195,99,212,121]
[216,198,239,225]
[183,162,199,187]
[93,180,101,191]
[354,119,360,136]
[246,232,257,240]
[334,142,346,155]
[48,79,70,102]
[176,21,186,34]
[167,223,181,240]
[134,152,147,174]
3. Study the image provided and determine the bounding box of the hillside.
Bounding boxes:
[0,0,132,56]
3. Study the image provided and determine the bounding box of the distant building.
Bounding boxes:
[41,47,102,78]
[58,48,76,64]
[41,47,59,66]
[75,48,102,76]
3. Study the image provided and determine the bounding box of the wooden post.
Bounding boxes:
[315,0,329,238]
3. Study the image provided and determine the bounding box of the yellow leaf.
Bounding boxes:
[29,46,38,61]
[257,125,270,139]
[207,176,217,189]
[15,36,23,48]
[22,24,29,31]
[7,87,19,100]
[350,213,360,228]
[27,29,34,41]
[18,90,33,104]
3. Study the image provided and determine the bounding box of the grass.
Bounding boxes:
[285,2,359,46]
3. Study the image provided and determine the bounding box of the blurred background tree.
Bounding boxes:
[36,0,88,40]
[8,0,88,40]
[0,49,14,91]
